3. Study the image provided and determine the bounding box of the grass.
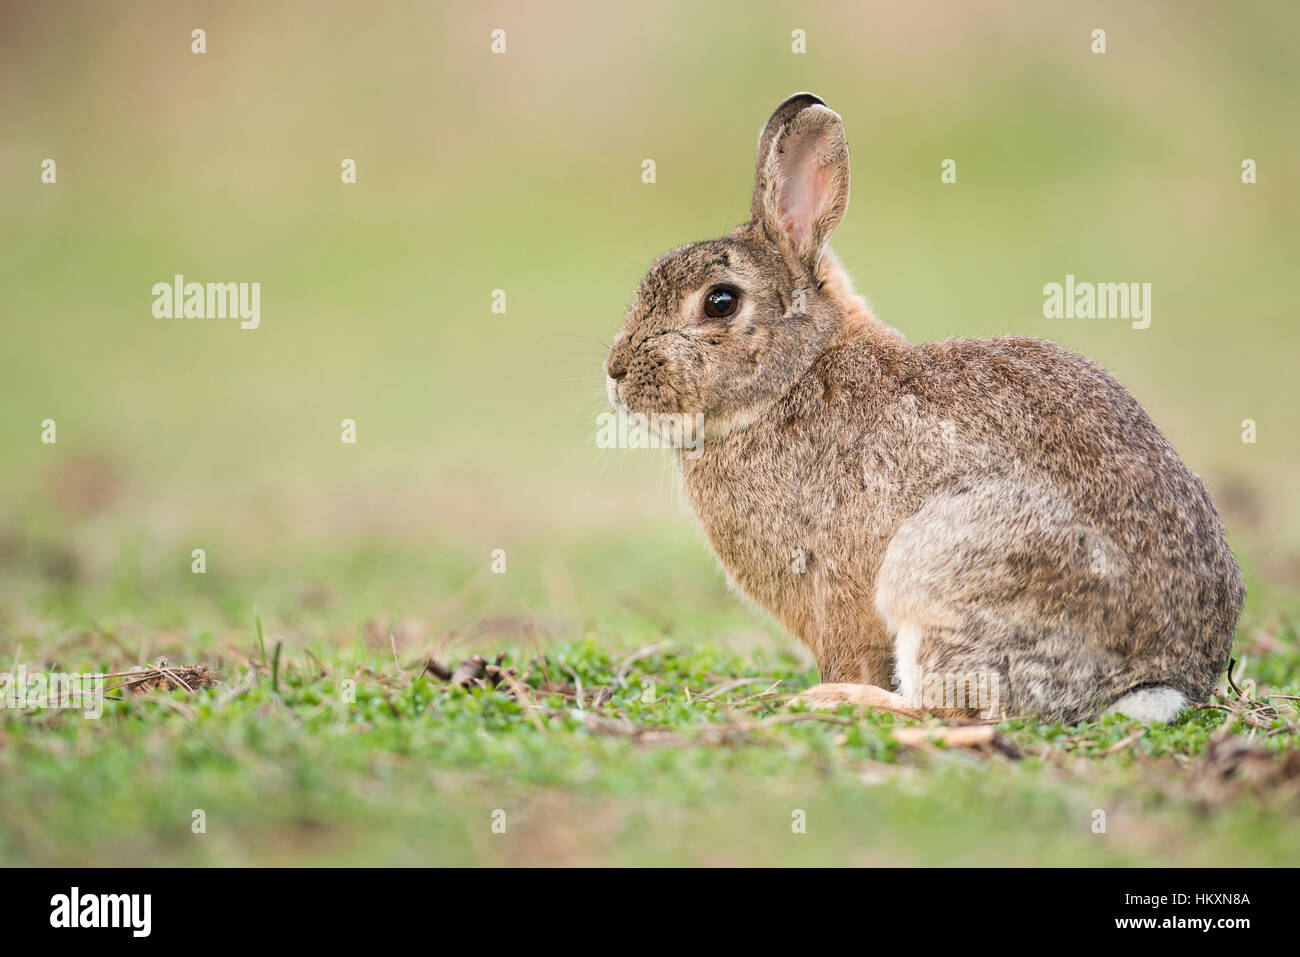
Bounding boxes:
[3,581,1298,866]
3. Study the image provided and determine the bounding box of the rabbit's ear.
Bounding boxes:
[752,94,850,277]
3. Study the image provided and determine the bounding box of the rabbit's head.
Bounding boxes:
[605,93,857,437]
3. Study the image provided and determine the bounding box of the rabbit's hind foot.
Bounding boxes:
[792,683,924,719]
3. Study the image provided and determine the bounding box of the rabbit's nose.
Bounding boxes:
[605,353,628,380]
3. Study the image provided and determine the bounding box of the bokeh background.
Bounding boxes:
[4,1,1297,641]
[1,2,1298,864]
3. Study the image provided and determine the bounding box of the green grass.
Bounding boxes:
[3,589,1298,866]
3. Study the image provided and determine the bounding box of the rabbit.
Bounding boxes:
[603,93,1245,724]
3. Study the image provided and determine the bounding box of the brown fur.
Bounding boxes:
[604,94,1244,723]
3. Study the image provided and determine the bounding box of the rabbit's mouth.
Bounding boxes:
[605,374,624,410]
[606,371,693,418]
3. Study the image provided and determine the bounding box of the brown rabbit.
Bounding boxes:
[603,93,1244,724]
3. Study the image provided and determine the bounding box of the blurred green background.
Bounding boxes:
[1,0,1298,868]
[4,1,1298,634]
[2,0,1298,662]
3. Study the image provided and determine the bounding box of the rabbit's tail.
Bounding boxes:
[1102,686,1188,723]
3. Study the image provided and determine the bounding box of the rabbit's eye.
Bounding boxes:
[703,288,740,320]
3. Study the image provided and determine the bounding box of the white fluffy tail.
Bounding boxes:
[1103,686,1188,722]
